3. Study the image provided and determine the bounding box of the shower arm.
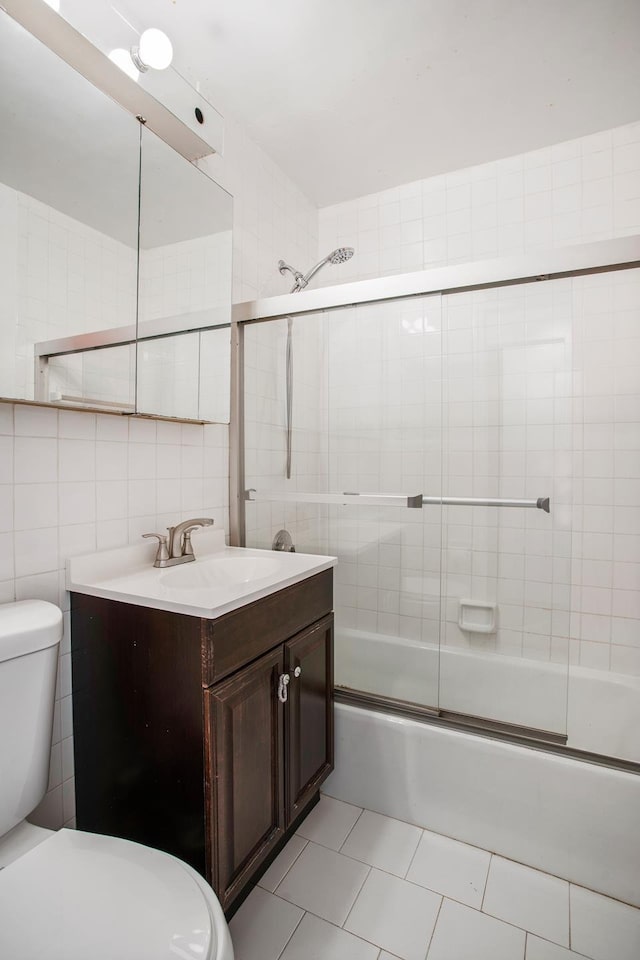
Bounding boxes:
[299,254,333,288]
[278,260,306,292]
[279,255,334,293]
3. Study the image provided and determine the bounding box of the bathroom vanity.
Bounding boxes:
[68,534,335,915]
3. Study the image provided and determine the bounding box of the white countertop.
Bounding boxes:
[66,529,336,620]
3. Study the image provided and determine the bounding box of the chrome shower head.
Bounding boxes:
[327,247,354,265]
[278,247,356,292]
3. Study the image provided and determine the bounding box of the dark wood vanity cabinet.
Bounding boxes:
[205,615,333,909]
[70,569,333,915]
[284,618,334,821]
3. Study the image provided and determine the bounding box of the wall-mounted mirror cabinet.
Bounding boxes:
[0,9,232,423]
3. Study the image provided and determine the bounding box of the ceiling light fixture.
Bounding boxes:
[130,28,173,72]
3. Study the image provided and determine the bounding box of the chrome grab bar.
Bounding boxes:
[245,489,550,513]
[423,496,550,513]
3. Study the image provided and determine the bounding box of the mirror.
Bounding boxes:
[0,9,139,408]
[136,126,232,421]
[0,9,232,423]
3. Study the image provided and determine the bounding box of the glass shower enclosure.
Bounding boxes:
[233,238,640,766]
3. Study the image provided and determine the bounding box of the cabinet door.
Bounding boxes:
[204,645,285,911]
[285,614,334,824]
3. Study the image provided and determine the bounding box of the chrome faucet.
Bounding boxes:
[143,518,214,568]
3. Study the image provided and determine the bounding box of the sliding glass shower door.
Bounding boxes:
[438,280,573,735]
[244,294,445,712]
[241,278,572,738]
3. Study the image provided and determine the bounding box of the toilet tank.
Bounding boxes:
[0,601,63,837]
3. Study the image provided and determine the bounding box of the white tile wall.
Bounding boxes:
[317,121,640,285]
[0,402,229,831]
[198,114,319,303]
[438,280,574,694]
[0,187,138,403]
[138,231,232,328]
[571,268,640,675]
[136,230,233,419]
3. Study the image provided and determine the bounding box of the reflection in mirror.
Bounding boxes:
[137,126,233,422]
[199,328,231,422]
[135,327,231,422]
[0,8,139,407]
[136,333,200,420]
[48,345,137,412]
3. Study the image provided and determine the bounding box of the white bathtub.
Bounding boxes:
[324,703,640,908]
[335,626,640,762]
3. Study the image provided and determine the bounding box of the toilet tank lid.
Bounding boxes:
[0,600,63,663]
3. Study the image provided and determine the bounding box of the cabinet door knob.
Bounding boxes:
[293,666,302,678]
[277,673,290,703]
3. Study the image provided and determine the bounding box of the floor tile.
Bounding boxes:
[406,830,491,908]
[483,857,569,947]
[340,809,422,877]
[344,867,441,960]
[570,885,640,960]
[229,886,303,960]
[526,934,590,959]
[259,835,308,892]
[296,795,363,851]
[276,841,369,926]
[279,912,379,960]
[427,898,525,960]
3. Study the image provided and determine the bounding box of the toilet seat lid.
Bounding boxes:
[0,829,215,960]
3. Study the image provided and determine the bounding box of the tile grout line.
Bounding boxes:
[568,882,572,952]
[402,827,425,880]
[480,853,492,912]
[528,928,596,960]
[271,899,389,956]
[340,864,372,930]
[337,805,366,853]
[269,836,309,895]
[273,906,306,960]
[423,894,444,960]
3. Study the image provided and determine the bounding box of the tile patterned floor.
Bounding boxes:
[229,795,640,960]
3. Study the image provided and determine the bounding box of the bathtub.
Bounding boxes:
[335,626,640,762]
[324,703,640,907]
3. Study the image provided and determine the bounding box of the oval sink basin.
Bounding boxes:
[160,555,281,591]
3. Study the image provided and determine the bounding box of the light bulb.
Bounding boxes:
[134,28,173,71]
[109,48,140,82]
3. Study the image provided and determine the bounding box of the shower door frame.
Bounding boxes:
[229,235,640,774]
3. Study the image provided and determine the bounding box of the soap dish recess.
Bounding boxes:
[458,599,497,635]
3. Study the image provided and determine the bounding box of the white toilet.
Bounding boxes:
[0,599,234,960]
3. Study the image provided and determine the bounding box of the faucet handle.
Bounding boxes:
[142,533,170,564]
[182,529,196,558]
[180,520,214,557]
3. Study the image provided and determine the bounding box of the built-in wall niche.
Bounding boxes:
[0,8,232,423]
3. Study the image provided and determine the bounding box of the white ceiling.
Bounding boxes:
[113,0,640,208]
